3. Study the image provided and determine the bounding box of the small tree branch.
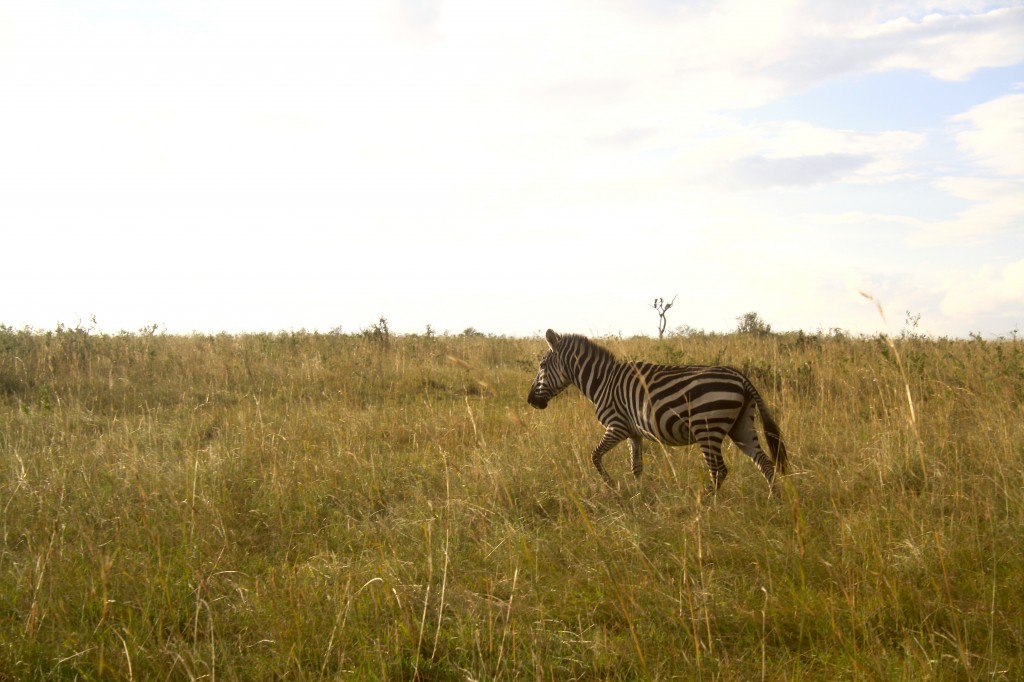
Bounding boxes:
[650,295,678,339]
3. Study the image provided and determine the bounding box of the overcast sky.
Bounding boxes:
[1,1,1022,337]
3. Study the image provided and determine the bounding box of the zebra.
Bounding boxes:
[526,329,788,497]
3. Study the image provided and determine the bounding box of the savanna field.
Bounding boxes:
[1,322,1022,680]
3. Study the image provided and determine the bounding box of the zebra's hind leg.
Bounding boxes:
[729,406,779,497]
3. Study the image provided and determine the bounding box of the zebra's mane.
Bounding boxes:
[559,334,621,366]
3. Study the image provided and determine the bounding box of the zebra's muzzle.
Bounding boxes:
[527,392,548,409]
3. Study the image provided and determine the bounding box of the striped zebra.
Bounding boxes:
[527,329,788,497]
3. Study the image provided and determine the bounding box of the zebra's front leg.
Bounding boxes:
[629,437,643,478]
[591,429,626,487]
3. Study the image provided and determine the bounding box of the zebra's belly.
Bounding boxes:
[639,418,695,446]
[657,427,696,447]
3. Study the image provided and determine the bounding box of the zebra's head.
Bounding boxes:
[527,329,571,410]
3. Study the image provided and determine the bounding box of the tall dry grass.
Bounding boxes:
[1,323,1022,679]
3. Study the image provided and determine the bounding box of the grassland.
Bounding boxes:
[1,323,1022,680]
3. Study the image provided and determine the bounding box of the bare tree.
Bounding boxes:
[651,295,677,339]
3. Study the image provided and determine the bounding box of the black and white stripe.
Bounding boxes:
[527,329,788,496]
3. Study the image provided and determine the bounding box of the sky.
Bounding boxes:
[1,1,1023,338]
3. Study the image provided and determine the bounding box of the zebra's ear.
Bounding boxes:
[545,329,560,350]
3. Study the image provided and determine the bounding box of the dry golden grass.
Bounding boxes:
[1,324,1022,679]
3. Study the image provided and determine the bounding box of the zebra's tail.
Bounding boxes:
[751,389,788,475]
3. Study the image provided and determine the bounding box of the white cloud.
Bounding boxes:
[869,7,1024,80]
[730,153,874,188]
[0,1,1000,206]
[758,4,1024,87]
[940,259,1024,321]
[952,91,1024,176]
[699,121,925,188]
[905,91,1024,246]
[908,177,1024,245]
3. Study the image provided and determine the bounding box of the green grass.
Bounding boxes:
[1,325,1022,679]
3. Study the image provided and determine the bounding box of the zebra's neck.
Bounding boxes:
[561,337,623,405]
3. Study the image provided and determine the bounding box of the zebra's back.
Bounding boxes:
[617,363,755,446]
